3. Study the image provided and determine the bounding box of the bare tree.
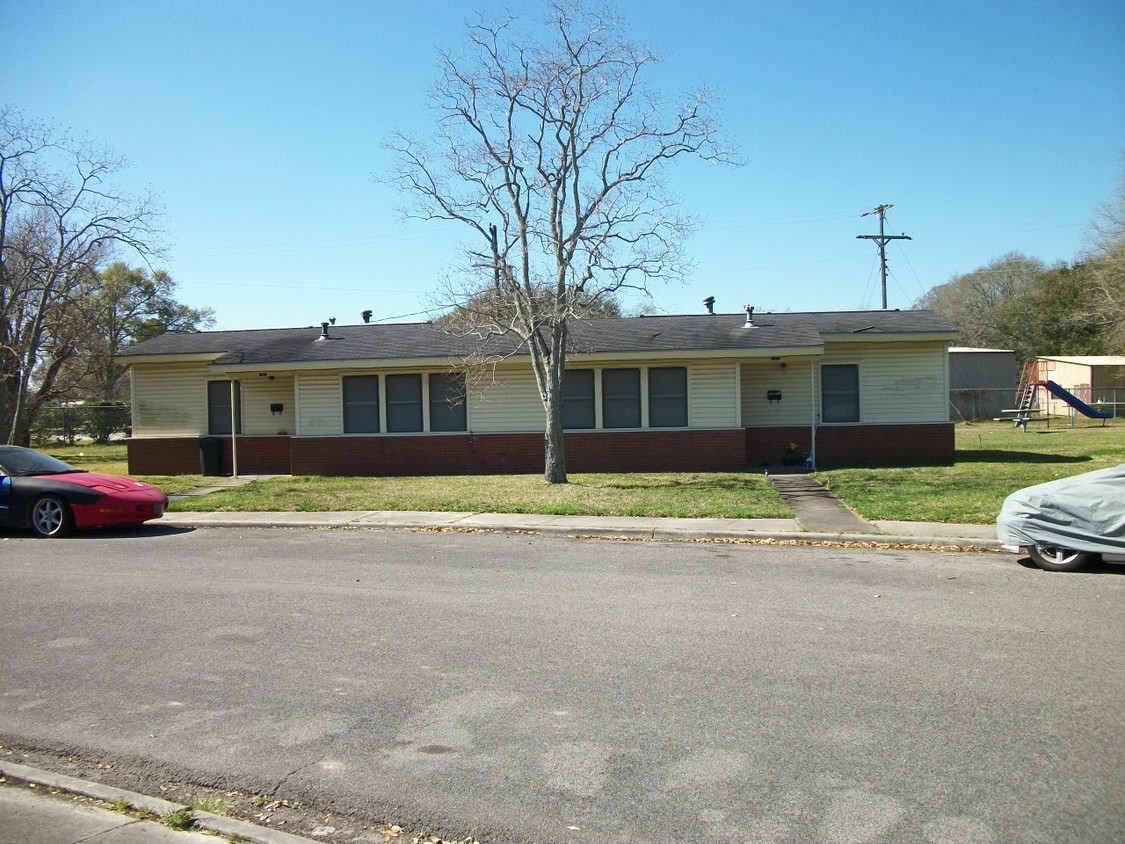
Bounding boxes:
[1080,163,1125,354]
[0,107,161,444]
[387,3,734,483]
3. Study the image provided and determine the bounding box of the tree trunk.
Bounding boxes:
[542,371,568,484]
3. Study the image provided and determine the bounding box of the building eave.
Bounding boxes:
[118,353,225,366]
[820,331,958,344]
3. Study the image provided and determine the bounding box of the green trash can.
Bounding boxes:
[199,436,222,476]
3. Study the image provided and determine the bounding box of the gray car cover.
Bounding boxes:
[997,464,1125,554]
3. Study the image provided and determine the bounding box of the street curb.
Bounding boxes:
[160,516,1003,552]
[0,761,318,844]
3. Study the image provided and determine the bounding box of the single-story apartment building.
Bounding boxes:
[117,308,958,476]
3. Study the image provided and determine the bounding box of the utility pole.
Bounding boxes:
[857,204,911,309]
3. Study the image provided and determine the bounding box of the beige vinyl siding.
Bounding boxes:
[741,358,815,426]
[1039,359,1090,415]
[469,367,546,433]
[820,342,949,424]
[340,360,739,433]
[241,376,295,436]
[131,363,209,436]
[688,361,738,427]
[297,374,343,435]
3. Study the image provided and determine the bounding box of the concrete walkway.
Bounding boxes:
[767,473,874,533]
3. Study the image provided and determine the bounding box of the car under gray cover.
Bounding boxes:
[997,464,1125,571]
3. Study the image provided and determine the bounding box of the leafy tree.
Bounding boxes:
[0,107,160,445]
[71,262,214,407]
[388,3,734,482]
[917,253,1051,363]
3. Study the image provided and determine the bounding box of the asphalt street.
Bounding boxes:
[1,526,1123,843]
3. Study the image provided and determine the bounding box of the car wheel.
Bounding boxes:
[1026,543,1094,572]
[30,495,74,538]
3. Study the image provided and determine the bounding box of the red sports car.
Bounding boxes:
[0,446,168,538]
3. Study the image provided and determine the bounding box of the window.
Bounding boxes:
[343,375,380,433]
[386,374,423,432]
[822,364,859,423]
[649,367,688,427]
[602,368,641,428]
[207,380,241,435]
[562,369,595,429]
[429,372,467,432]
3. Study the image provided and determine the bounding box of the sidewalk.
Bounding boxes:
[0,762,316,844]
[164,473,1001,550]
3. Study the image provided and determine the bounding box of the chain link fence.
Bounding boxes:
[30,404,131,445]
[950,388,1124,422]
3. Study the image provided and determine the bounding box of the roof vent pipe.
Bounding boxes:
[703,296,715,315]
[318,322,330,340]
[744,304,755,328]
[361,309,373,324]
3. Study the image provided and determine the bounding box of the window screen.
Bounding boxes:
[821,364,859,423]
[386,374,423,432]
[649,367,687,427]
[602,368,641,428]
[562,369,595,429]
[429,372,467,432]
[343,375,380,433]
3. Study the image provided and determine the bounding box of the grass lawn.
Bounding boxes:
[42,418,1124,522]
[817,419,1125,523]
[169,472,793,518]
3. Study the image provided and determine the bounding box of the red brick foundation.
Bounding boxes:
[813,422,954,467]
[128,422,954,477]
[128,436,293,476]
[291,429,749,476]
[127,438,203,475]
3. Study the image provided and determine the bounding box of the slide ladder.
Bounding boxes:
[1008,361,1041,429]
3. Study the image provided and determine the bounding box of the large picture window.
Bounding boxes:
[822,364,860,423]
[648,367,688,427]
[207,380,241,435]
[429,372,467,432]
[602,368,641,428]
[562,369,595,429]
[343,375,380,433]
[386,374,423,432]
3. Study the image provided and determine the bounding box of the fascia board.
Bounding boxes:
[819,332,958,344]
[211,345,827,374]
[565,345,824,364]
[117,353,224,365]
[213,356,470,374]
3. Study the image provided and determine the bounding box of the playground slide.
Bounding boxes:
[1041,380,1113,419]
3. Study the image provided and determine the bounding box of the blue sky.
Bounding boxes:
[6,0,1123,331]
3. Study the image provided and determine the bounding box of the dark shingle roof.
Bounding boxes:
[119,310,956,366]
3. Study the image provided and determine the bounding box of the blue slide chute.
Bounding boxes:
[1041,380,1112,419]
